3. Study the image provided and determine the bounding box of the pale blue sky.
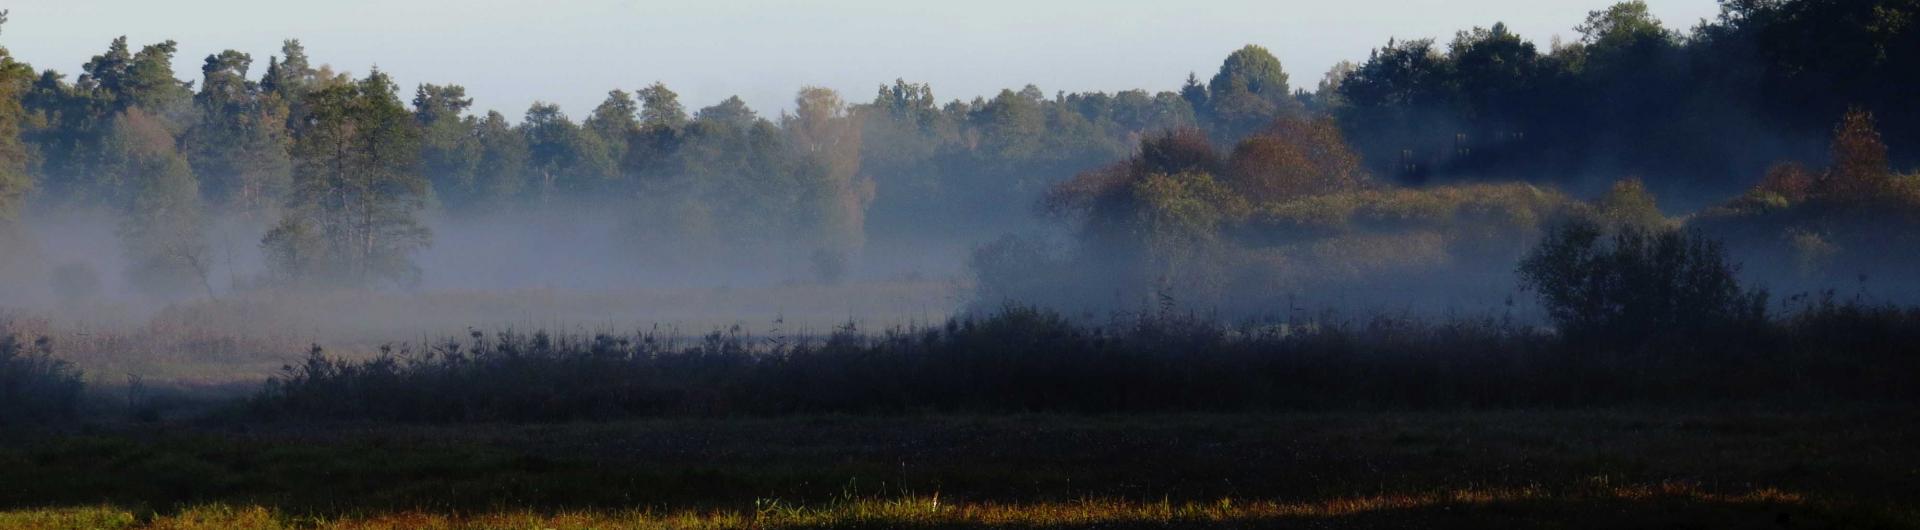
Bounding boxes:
[1,0,1719,121]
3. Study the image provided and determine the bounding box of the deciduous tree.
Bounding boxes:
[104,108,211,299]
[785,87,869,279]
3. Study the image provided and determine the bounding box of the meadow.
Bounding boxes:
[3,410,1916,529]
[3,283,1918,528]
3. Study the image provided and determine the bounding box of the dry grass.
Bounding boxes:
[0,483,1838,530]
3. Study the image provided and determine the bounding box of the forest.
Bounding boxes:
[3,0,1920,528]
[0,0,1912,308]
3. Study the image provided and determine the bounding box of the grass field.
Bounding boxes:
[3,409,1915,529]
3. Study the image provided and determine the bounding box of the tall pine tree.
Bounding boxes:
[264,69,427,286]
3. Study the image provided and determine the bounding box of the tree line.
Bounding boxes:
[0,0,1914,297]
[1319,0,1920,200]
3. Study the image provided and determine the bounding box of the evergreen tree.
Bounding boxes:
[694,95,758,130]
[185,50,292,216]
[585,89,639,170]
[261,39,315,98]
[637,82,687,131]
[412,83,481,209]
[264,70,428,286]
[521,102,614,198]
[0,11,32,218]
[261,39,319,131]
[624,83,688,181]
[472,110,529,204]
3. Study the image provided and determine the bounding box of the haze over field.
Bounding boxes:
[0,0,1914,348]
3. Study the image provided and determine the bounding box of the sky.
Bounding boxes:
[1,0,1721,122]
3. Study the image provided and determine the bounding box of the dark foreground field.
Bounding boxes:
[2,409,1916,529]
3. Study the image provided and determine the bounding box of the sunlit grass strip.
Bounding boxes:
[0,483,1812,530]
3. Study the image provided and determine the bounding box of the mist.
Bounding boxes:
[5,3,1920,527]
[0,0,1916,391]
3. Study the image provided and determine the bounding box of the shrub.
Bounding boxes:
[1690,110,1920,295]
[0,334,84,425]
[1224,115,1369,203]
[1595,178,1666,230]
[247,297,1920,424]
[1756,162,1814,202]
[245,309,1546,421]
[1819,109,1894,201]
[1518,220,1768,351]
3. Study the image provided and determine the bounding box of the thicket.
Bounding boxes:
[1693,110,1920,298]
[0,333,83,425]
[245,173,1919,421]
[975,101,1916,320]
[248,299,1919,422]
[978,119,1594,316]
[1518,221,1769,352]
